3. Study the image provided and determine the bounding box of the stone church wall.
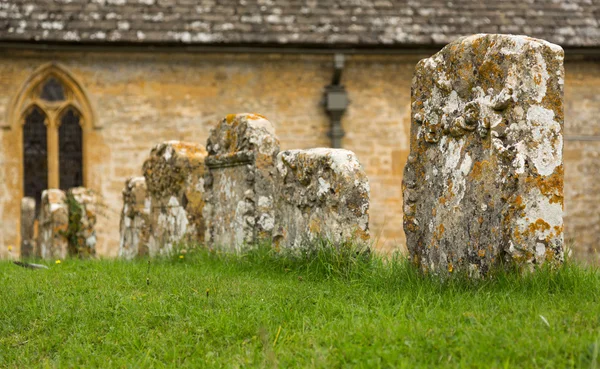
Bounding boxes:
[0,49,598,262]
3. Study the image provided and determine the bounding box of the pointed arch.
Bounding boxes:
[6,62,97,130]
[7,63,95,207]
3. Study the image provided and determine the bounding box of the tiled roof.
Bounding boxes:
[0,0,598,47]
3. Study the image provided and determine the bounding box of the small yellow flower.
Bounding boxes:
[179,255,184,259]
[7,245,13,252]
[55,260,61,264]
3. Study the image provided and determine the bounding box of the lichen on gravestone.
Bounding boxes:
[273,148,370,251]
[119,177,151,259]
[37,189,69,259]
[20,197,36,258]
[203,113,280,251]
[403,34,564,276]
[143,141,207,256]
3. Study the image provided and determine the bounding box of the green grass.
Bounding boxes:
[1,244,600,368]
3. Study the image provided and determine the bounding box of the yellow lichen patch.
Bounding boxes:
[448,263,454,273]
[226,114,236,124]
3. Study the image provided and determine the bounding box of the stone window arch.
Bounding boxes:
[7,63,95,210]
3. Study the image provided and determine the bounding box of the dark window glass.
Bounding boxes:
[59,108,83,191]
[40,77,65,102]
[23,107,48,215]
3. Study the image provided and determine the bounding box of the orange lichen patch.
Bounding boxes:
[529,219,551,234]
[469,160,491,180]
[353,228,370,241]
[525,166,564,204]
[308,219,321,234]
[478,249,486,258]
[247,113,267,120]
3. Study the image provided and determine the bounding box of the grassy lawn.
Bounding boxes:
[1,246,600,368]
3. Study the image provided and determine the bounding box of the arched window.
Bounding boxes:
[23,106,48,214]
[9,64,94,213]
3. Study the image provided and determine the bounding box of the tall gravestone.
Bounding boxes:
[38,189,69,259]
[20,197,36,258]
[203,114,280,251]
[143,141,207,256]
[403,34,564,276]
[119,177,151,259]
[273,148,370,251]
[69,187,98,257]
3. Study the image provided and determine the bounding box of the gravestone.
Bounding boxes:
[20,197,36,258]
[274,148,370,250]
[37,189,69,259]
[203,114,280,251]
[119,177,151,259]
[404,34,564,276]
[68,187,98,257]
[143,141,207,256]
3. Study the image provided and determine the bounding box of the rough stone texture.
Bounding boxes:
[274,148,370,250]
[118,177,150,259]
[404,34,565,276]
[204,113,280,251]
[1,1,599,47]
[68,187,98,256]
[20,197,36,258]
[143,141,207,256]
[37,189,68,260]
[0,51,597,262]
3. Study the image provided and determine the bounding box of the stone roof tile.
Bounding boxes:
[0,0,598,47]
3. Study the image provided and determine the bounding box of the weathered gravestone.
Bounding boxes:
[20,197,36,258]
[37,189,69,259]
[119,177,151,259]
[69,187,98,257]
[143,141,207,256]
[203,114,280,251]
[404,34,564,276]
[273,148,370,250]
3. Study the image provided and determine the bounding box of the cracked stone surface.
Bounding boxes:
[203,113,280,251]
[143,141,207,256]
[37,189,68,260]
[404,34,564,276]
[274,148,370,251]
[118,177,150,259]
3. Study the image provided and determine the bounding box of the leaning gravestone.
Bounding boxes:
[37,189,69,259]
[118,177,151,259]
[143,141,207,256]
[273,148,370,251]
[203,114,280,251]
[403,34,564,276]
[20,197,36,258]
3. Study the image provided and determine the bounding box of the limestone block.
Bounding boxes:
[274,148,370,250]
[404,34,565,276]
[20,197,36,258]
[204,113,280,251]
[119,177,151,259]
[143,141,207,256]
[38,189,68,260]
[68,187,99,257]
